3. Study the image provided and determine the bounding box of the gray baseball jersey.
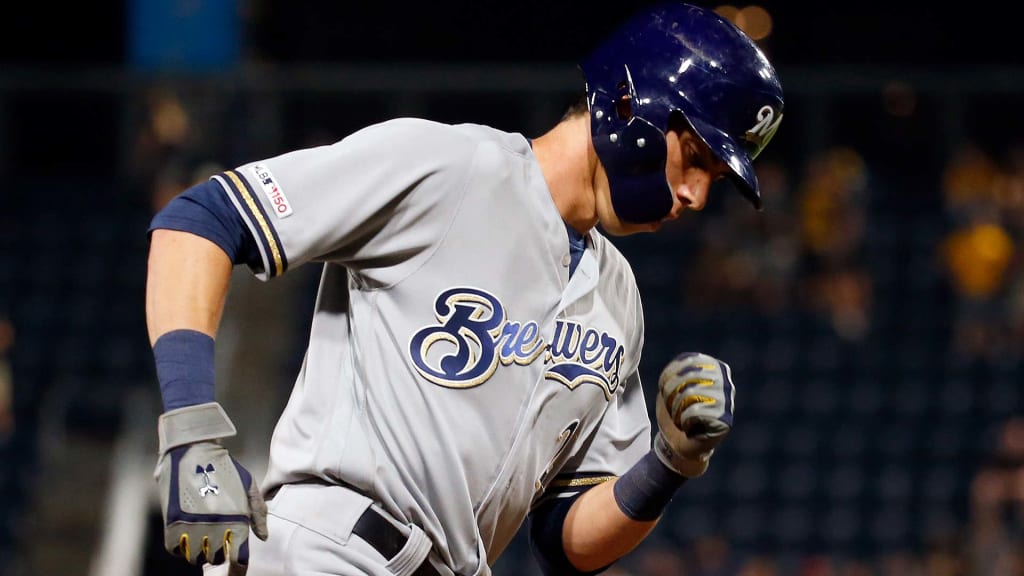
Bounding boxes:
[212,118,652,575]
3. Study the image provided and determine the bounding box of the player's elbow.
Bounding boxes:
[528,494,617,576]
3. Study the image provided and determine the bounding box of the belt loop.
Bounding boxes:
[384,521,433,576]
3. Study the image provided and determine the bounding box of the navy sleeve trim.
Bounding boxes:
[214,169,288,278]
[148,179,261,268]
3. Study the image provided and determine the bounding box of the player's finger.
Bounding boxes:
[250,499,269,540]
[681,415,730,439]
[200,535,213,565]
[223,529,235,564]
[664,378,715,413]
[175,533,190,560]
[176,532,208,566]
[671,393,718,425]
[211,544,227,566]
[227,533,252,576]
[227,560,249,576]
[224,529,252,569]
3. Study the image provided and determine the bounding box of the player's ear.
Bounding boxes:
[614,82,634,121]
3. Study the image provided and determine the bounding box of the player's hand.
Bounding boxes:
[654,352,735,477]
[154,402,268,573]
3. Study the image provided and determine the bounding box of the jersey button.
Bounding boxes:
[561,254,571,267]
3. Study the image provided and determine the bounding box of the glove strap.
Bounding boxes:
[158,401,237,454]
[654,431,713,478]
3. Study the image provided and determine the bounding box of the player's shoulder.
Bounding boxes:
[354,117,471,148]
[351,118,529,169]
[362,118,525,150]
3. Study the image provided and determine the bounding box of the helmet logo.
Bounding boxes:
[743,105,783,158]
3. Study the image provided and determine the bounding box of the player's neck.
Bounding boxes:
[532,114,599,234]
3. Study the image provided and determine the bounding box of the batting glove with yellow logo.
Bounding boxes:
[654,352,735,477]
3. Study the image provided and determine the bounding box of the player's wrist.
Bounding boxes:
[653,430,713,478]
[612,450,688,522]
[153,329,216,411]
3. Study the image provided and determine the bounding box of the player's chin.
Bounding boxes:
[604,220,662,236]
[627,221,663,235]
[600,206,662,236]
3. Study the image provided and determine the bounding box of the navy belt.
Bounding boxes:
[352,506,442,576]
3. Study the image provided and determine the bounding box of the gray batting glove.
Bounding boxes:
[154,402,268,573]
[654,352,735,477]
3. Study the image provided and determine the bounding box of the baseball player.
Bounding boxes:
[145,3,783,575]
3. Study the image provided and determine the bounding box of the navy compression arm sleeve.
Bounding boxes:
[528,493,613,576]
[148,179,261,267]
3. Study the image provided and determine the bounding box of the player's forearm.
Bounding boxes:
[146,229,233,345]
[562,479,658,571]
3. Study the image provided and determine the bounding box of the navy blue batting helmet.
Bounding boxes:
[581,2,784,222]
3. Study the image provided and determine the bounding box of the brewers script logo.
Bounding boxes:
[409,287,625,400]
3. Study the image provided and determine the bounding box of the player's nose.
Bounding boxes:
[677,184,707,212]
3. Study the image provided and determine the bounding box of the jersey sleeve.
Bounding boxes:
[215,118,476,281]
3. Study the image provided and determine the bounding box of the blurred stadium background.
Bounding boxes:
[1,1,1022,575]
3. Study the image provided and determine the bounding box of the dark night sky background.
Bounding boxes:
[1,0,1019,197]
[1,1,1021,68]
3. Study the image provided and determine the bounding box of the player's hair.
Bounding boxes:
[561,91,589,121]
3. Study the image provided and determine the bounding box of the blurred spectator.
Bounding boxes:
[837,559,874,576]
[877,550,924,576]
[683,159,800,316]
[989,551,1024,576]
[738,555,780,576]
[923,549,964,576]
[797,146,874,341]
[690,534,738,576]
[921,533,967,576]
[938,144,1018,362]
[0,317,13,440]
[967,417,1024,576]
[751,160,803,316]
[994,145,1024,354]
[942,143,1001,218]
[940,211,1014,300]
[807,261,873,341]
[629,544,689,576]
[992,144,1024,231]
[938,209,1014,361]
[799,555,836,576]
[130,88,197,210]
[798,146,868,266]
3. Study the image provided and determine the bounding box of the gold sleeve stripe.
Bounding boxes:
[225,170,284,277]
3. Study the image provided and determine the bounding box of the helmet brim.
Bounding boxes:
[687,115,763,211]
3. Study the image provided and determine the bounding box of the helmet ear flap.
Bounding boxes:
[594,117,672,224]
